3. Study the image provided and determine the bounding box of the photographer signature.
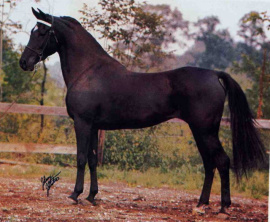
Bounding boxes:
[41,171,61,197]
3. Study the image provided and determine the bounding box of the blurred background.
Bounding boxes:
[0,0,269,199]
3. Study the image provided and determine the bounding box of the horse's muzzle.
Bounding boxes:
[19,58,34,71]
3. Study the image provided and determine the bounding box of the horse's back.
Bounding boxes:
[67,66,226,130]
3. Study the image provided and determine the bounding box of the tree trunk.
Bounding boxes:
[98,130,105,165]
[257,48,267,119]
[40,61,47,131]
[0,1,4,101]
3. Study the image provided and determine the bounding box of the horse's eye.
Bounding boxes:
[38,25,49,36]
[39,30,47,36]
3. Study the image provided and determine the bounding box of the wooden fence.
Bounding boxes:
[0,102,269,161]
[0,142,76,154]
[0,102,269,128]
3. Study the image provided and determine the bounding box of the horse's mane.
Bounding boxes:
[60,16,81,26]
[58,15,110,56]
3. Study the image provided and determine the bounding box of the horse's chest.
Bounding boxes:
[66,90,104,118]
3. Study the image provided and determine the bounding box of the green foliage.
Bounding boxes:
[0,114,75,145]
[80,0,163,71]
[2,38,39,103]
[0,30,67,140]
[190,16,235,70]
[232,11,270,118]
[104,128,161,171]
[189,11,270,118]
[79,0,188,71]
[102,122,205,173]
[238,11,267,48]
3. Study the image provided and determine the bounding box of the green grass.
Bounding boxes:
[97,166,268,199]
[1,162,267,200]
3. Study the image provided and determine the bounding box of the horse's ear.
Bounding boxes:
[37,9,46,18]
[37,8,49,22]
[32,7,41,19]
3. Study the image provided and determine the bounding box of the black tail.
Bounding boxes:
[218,72,267,181]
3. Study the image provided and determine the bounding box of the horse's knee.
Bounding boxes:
[77,153,87,168]
[89,161,97,172]
[88,152,98,171]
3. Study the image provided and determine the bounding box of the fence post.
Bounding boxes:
[98,130,105,165]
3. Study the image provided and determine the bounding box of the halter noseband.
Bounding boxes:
[26,16,58,62]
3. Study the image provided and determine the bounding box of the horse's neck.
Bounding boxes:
[57,30,120,88]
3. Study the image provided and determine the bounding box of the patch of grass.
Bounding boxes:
[0,162,267,200]
[0,163,76,181]
[230,171,269,199]
[0,152,77,167]
[98,166,268,199]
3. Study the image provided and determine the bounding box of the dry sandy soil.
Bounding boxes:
[0,168,268,221]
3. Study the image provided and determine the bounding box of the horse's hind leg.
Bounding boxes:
[191,129,216,208]
[191,127,231,213]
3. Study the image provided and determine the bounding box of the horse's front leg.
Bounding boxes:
[86,129,98,205]
[69,117,92,203]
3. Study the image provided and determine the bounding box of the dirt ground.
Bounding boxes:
[0,169,268,221]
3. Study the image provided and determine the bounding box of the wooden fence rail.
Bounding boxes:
[0,102,269,162]
[0,102,68,116]
[0,102,269,129]
[0,142,76,154]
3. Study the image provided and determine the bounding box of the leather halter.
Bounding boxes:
[26,16,59,62]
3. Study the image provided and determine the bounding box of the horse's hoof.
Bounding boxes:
[219,206,230,214]
[86,196,97,206]
[218,207,230,219]
[68,194,78,204]
[192,205,206,215]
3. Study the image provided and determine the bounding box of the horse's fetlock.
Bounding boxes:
[90,187,98,195]
[75,188,83,195]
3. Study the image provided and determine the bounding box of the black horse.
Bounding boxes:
[20,8,266,214]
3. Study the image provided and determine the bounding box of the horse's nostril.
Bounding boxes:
[19,59,27,70]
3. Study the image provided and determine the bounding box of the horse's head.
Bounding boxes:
[20,8,59,71]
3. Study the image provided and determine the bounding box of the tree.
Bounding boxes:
[233,11,270,118]
[237,11,266,48]
[0,0,44,101]
[2,35,41,104]
[0,0,24,67]
[1,0,53,131]
[134,4,189,70]
[0,0,25,101]
[189,16,235,70]
[80,0,189,72]
[40,61,47,131]
[143,4,189,47]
